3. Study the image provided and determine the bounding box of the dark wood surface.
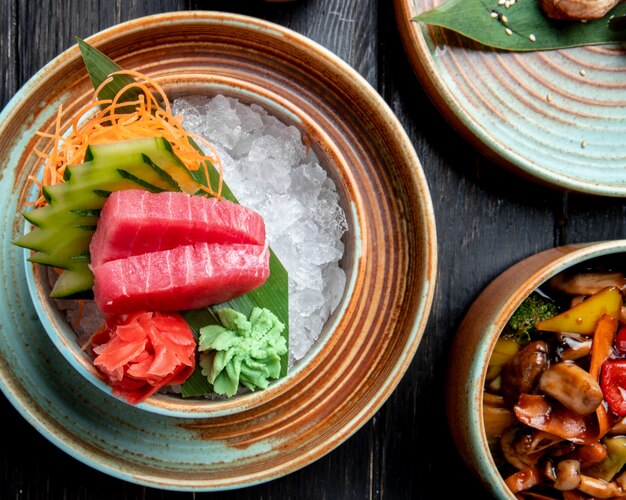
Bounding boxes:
[2,1,625,498]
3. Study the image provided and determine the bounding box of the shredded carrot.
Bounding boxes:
[80,323,106,352]
[29,70,223,207]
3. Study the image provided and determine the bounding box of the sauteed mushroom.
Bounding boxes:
[556,333,592,362]
[549,272,626,296]
[540,0,622,20]
[501,341,548,406]
[538,362,603,416]
[554,459,581,491]
[577,474,623,497]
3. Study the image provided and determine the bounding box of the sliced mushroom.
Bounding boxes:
[501,341,548,407]
[504,465,543,494]
[538,362,603,416]
[501,427,563,470]
[549,271,626,295]
[577,474,624,498]
[554,459,581,490]
[556,333,592,362]
[544,459,557,481]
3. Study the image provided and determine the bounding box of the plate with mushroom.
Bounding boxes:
[394,0,626,197]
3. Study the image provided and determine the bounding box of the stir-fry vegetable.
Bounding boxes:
[485,266,626,498]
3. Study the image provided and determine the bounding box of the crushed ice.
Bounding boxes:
[173,95,348,362]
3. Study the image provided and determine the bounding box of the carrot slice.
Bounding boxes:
[589,315,619,438]
[589,315,618,381]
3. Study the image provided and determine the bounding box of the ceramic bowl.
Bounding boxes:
[0,12,436,488]
[446,240,626,498]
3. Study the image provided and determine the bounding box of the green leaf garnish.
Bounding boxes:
[414,0,626,51]
[77,38,144,113]
[77,39,290,396]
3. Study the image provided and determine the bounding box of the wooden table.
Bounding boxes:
[2,1,624,498]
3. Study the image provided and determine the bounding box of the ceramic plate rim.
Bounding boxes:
[0,10,437,490]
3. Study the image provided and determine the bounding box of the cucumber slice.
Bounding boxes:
[17,137,202,298]
[22,203,99,229]
[81,137,200,195]
[49,262,94,298]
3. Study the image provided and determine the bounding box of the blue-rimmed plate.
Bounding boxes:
[395,0,626,197]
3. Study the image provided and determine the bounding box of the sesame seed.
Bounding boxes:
[491,11,498,18]
[529,34,536,42]
[504,1,510,7]
[501,14,509,23]
[498,0,505,5]
[505,27,513,35]
[581,140,587,149]
[580,69,586,76]
[546,93,552,103]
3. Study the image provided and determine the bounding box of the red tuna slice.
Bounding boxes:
[92,243,270,315]
[89,190,266,267]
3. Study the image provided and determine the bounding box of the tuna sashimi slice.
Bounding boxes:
[92,243,270,315]
[89,190,266,267]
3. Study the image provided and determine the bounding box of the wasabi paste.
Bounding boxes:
[198,307,287,397]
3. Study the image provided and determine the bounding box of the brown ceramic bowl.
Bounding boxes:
[1,12,436,488]
[446,240,626,498]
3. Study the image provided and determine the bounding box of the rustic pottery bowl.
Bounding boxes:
[446,240,626,498]
[0,12,436,489]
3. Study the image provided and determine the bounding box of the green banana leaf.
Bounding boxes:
[77,39,289,396]
[414,0,626,51]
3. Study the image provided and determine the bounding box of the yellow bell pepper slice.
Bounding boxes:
[537,286,622,334]
[486,337,520,381]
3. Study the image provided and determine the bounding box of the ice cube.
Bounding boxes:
[172,94,349,362]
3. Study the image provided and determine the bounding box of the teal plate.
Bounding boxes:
[395,0,626,197]
[0,11,437,491]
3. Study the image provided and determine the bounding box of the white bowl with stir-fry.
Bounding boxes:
[447,240,626,499]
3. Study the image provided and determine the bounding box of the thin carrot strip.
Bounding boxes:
[80,323,106,352]
[590,315,618,381]
[29,69,222,205]
[596,403,613,440]
[111,69,172,113]
[589,315,619,439]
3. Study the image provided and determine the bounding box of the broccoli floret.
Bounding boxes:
[504,292,558,345]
